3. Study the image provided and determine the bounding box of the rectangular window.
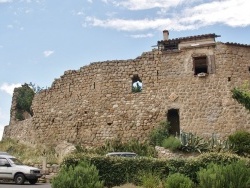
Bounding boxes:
[193,56,208,75]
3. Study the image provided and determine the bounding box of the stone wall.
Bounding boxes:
[3,42,250,147]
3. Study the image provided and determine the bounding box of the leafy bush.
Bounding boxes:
[62,152,249,187]
[149,121,170,146]
[162,136,181,151]
[95,139,157,158]
[196,152,242,166]
[138,171,162,188]
[164,173,194,188]
[197,161,250,188]
[173,152,245,183]
[62,153,169,187]
[51,160,104,188]
[228,130,250,156]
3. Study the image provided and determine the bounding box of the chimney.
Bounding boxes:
[163,30,169,41]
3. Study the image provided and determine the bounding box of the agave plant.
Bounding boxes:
[207,133,232,152]
[178,131,209,153]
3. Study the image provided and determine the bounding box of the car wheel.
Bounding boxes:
[14,173,25,185]
[29,178,38,185]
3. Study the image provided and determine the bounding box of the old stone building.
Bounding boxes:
[3,31,250,147]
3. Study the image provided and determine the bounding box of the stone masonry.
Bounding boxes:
[3,32,250,147]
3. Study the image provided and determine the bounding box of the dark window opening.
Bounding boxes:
[193,56,208,75]
[167,109,180,136]
[132,75,142,93]
[248,66,250,72]
[163,42,178,51]
[228,77,231,82]
[93,82,95,89]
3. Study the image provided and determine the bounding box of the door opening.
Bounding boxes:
[167,109,180,136]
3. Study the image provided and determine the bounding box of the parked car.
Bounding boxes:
[106,152,137,158]
[0,154,42,185]
[0,151,9,155]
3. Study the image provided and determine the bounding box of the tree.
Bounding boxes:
[15,83,35,120]
[28,82,44,93]
[132,82,142,93]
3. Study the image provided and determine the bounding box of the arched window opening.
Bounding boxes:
[132,75,142,93]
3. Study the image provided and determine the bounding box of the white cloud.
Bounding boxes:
[130,33,154,38]
[112,0,188,10]
[87,0,93,3]
[85,16,195,31]
[0,0,12,3]
[0,83,21,95]
[181,0,250,28]
[43,50,54,57]
[86,17,173,31]
[85,0,250,31]
[0,125,4,141]
[7,24,13,29]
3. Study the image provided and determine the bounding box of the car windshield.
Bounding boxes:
[9,158,23,165]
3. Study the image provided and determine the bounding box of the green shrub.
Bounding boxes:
[196,152,242,165]
[197,161,250,188]
[223,161,250,188]
[149,121,170,146]
[177,152,244,183]
[62,153,169,187]
[95,139,157,157]
[62,152,249,187]
[228,130,250,156]
[162,136,181,151]
[51,160,104,188]
[138,171,162,188]
[197,163,225,188]
[164,173,194,188]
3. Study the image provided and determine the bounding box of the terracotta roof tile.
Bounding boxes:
[224,42,250,48]
[158,33,220,44]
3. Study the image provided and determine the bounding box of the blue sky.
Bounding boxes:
[0,0,250,139]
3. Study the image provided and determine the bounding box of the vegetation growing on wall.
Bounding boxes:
[15,83,35,120]
[232,81,250,110]
[15,82,44,120]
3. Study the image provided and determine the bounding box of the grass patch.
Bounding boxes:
[0,138,58,164]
